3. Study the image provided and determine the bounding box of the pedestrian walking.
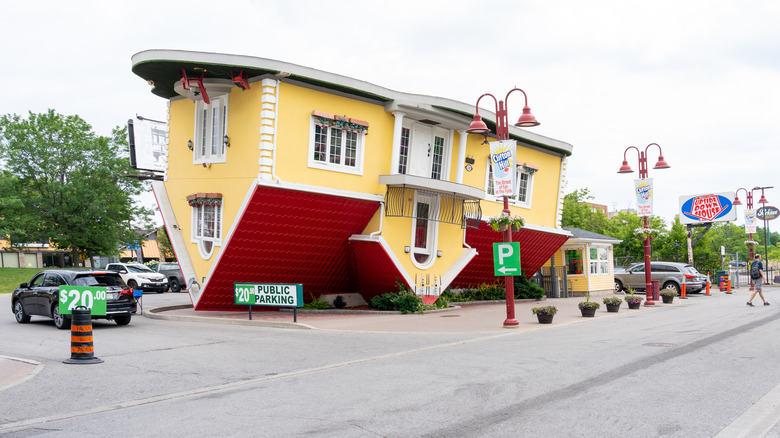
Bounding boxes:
[747,254,769,306]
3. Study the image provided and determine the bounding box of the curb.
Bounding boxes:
[145,305,315,330]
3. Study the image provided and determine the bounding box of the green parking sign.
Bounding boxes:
[493,242,521,276]
[59,286,107,315]
[234,283,303,307]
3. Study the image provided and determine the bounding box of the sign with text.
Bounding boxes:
[678,192,736,224]
[757,206,779,221]
[234,283,303,307]
[635,178,653,217]
[493,242,521,276]
[58,286,107,315]
[490,140,516,197]
[745,209,757,234]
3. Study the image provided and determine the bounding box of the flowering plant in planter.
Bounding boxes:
[745,240,759,249]
[660,289,679,297]
[531,305,558,316]
[488,213,525,232]
[578,294,601,310]
[603,297,623,306]
[624,290,643,305]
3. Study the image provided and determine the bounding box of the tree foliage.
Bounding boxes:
[561,188,780,274]
[0,110,153,263]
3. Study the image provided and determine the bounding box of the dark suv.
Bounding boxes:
[11,270,138,329]
[614,261,708,294]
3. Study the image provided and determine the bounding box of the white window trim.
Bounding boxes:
[484,162,534,208]
[193,94,229,165]
[191,203,223,260]
[307,116,365,175]
[589,245,610,275]
[410,192,439,270]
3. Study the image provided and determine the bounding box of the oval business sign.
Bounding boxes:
[757,206,779,221]
[680,194,734,223]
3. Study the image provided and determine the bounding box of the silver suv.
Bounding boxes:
[105,263,168,293]
[614,261,708,294]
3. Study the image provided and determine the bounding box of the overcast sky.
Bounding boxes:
[2,0,778,228]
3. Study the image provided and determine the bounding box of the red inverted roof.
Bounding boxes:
[195,185,380,311]
[451,223,570,288]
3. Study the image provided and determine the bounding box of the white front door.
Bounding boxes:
[408,124,432,178]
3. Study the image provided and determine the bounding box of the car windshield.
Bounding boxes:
[73,274,127,287]
[127,265,154,273]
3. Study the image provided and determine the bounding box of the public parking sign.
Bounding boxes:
[493,242,521,276]
[234,283,303,307]
[58,286,107,315]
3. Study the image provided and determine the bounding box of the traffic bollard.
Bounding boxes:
[706,280,710,296]
[681,283,687,299]
[63,306,103,365]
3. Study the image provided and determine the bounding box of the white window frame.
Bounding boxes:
[191,203,223,259]
[308,116,365,175]
[485,163,534,208]
[400,120,452,180]
[193,95,228,165]
[410,192,439,269]
[589,246,610,275]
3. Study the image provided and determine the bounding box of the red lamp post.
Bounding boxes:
[467,88,539,327]
[734,186,770,289]
[617,143,670,305]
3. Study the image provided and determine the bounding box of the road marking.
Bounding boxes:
[714,381,780,438]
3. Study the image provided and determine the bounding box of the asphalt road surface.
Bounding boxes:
[1,289,779,437]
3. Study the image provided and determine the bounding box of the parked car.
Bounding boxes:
[11,269,137,329]
[105,262,168,293]
[150,262,186,293]
[614,261,708,294]
[727,261,747,268]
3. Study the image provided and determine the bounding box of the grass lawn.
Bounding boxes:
[0,268,47,294]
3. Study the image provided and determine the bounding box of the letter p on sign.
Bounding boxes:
[493,242,521,276]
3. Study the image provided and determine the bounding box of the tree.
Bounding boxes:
[156,226,174,260]
[0,110,153,264]
[561,188,609,234]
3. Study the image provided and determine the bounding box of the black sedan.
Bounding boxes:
[11,269,138,329]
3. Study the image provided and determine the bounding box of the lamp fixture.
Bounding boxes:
[223,135,230,148]
[404,246,411,253]
[187,140,193,151]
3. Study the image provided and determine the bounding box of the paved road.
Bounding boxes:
[1,288,779,437]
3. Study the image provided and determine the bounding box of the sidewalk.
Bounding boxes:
[145,294,675,334]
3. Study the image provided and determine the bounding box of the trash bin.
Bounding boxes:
[716,270,728,291]
[651,280,660,301]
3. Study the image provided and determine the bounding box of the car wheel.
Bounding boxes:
[169,278,181,293]
[614,280,624,293]
[114,315,132,326]
[13,301,31,323]
[52,305,71,330]
[127,280,138,290]
[663,282,681,294]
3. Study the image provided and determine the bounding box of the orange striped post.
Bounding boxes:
[63,307,103,364]
[726,279,732,294]
[706,279,710,296]
[681,283,687,299]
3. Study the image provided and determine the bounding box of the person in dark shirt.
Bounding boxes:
[747,254,769,306]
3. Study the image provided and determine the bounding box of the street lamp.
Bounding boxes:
[617,143,670,305]
[734,186,772,286]
[467,88,539,327]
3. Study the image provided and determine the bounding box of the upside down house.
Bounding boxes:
[131,50,574,311]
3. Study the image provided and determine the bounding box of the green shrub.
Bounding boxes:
[302,300,333,310]
[514,275,545,300]
[370,293,397,310]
